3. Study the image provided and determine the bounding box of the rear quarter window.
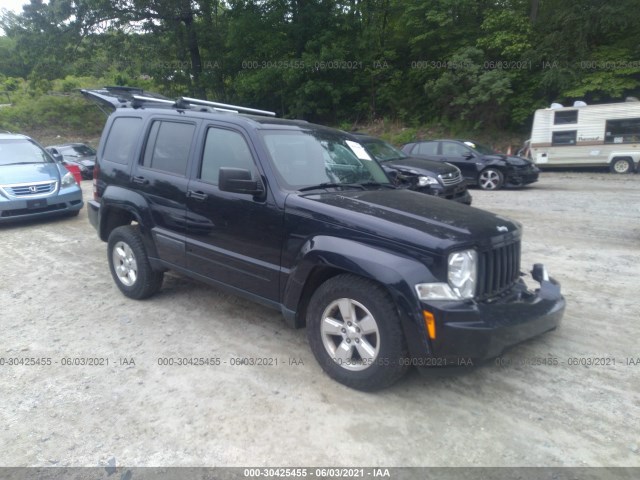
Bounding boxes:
[103,117,143,165]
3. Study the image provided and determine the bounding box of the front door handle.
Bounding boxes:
[187,190,208,201]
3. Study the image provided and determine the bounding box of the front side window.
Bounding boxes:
[260,130,389,189]
[552,131,577,146]
[142,120,195,176]
[200,127,256,184]
[442,142,470,156]
[103,117,142,165]
[605,118,640,144]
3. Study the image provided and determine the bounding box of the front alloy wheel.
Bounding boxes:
[478,168,504,190]
[320,298,380,372]
[307,274,409,391]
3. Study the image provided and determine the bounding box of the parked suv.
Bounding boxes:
[0,132,83,223]
[352,133,471,204]
[84,88,565,391]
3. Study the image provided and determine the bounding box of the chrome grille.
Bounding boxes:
[477,240,521,299]
[439,170,463,186]
[1,181,58,198]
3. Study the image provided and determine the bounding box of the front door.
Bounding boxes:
[185,124,283,301]
[439,141,478,182]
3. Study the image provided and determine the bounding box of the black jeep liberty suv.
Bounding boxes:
[84,87,565,391]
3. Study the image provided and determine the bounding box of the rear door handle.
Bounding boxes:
[132,175,149,185]
[187,190,208,201]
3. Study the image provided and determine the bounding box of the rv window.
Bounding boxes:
[552,131,577,146]
[604,118,640,144]
[554,110,578,125]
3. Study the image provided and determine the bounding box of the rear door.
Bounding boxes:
[184,123,283,301]
[132,117,197,267]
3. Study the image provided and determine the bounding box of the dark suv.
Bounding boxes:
[84,88,565,391]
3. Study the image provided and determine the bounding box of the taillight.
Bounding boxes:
[93,161,100,201]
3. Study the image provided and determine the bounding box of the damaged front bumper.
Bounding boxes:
[413,264,565,366]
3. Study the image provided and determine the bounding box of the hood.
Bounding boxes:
[483,154,532,166]
[0,163,62,185]
[287,188,520,254]
[383,156,457,176]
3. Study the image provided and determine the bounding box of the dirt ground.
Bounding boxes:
[1,172,639,468]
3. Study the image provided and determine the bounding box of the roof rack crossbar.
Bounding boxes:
[130,94,276,116]
[180,97,276,117]
[132,95,176,105]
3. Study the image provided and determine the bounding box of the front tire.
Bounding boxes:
[478,168,504,190]
[107,225,163,299]
[306,274,409,391]
[610,157,633,174]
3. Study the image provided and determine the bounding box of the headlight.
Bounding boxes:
[61,171,76,187]
[415,249,478,300]
[417,175,438,187]
[448,249,477,298]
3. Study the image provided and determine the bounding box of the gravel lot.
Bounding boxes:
[1,172,639,468]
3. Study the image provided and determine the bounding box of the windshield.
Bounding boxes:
[260,130,390,190]
[63,144,96,156]
[463,141,496,155]
[0,139,53,166]
[361,138,407,162]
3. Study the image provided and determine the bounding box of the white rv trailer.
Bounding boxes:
[524,100,640,173]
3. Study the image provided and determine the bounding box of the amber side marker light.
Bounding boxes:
[423,310,436,340]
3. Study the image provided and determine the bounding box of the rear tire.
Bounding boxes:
[107,225,163,299]
[610,157,633,174]
[306,274,409,391]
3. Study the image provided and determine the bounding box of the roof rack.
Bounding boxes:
[131,94,276,117]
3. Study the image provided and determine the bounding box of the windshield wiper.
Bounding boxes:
[298,182,394,192]
[298,182,367,192]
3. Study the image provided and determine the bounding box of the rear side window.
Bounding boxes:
[142,120,195,176]
[417,142,438,155]
[103,117,142,165]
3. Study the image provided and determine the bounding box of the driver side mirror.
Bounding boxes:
[219,167,264,197]
[463,152,475,159]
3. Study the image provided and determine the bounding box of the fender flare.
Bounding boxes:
[282,235,438,336]
[99,185,159,258]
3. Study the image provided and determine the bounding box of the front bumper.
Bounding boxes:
[416,183,472,205]
[0,189,83,223]
[506,168,540,187]
[409,269,564,366]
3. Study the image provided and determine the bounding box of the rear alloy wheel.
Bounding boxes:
[478,168,504,190]
[306,274,409,391]
[107,225,163,299]
[610,158,633,174]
